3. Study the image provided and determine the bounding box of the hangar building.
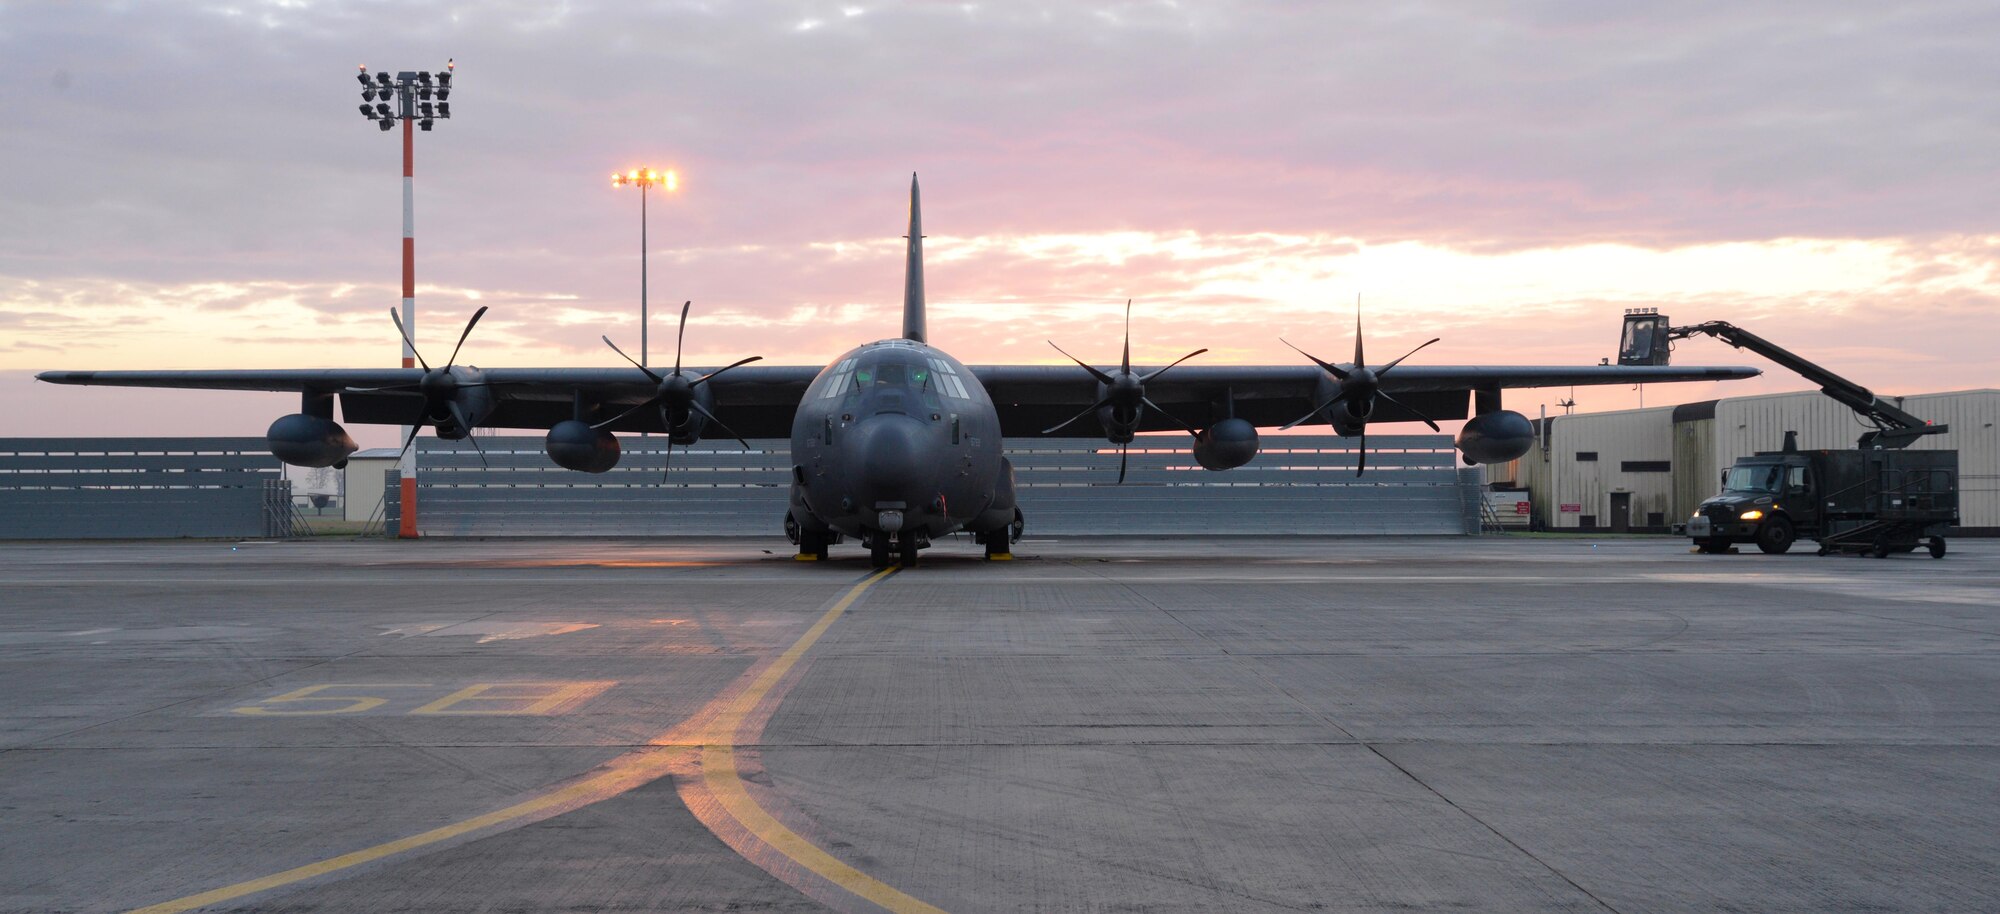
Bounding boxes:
[1488,389,1999,533]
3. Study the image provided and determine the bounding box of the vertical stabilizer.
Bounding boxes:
[902,173,926,343]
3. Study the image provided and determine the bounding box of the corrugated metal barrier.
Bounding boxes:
[0,438,290,539]
[386,435,1481,537]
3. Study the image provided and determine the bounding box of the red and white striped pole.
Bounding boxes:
[397,112,419,538]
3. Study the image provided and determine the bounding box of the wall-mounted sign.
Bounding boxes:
[1559,503,1582,513]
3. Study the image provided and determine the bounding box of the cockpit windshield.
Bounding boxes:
[841,353,941,413]
[1723,464,1783,493]
[853,359,931,390]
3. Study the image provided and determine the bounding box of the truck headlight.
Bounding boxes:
[1738,509,1764,521]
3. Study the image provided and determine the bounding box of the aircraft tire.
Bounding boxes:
[869,535,891,569]
[898,536,919,568]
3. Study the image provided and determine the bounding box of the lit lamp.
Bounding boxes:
[610,167,678,368]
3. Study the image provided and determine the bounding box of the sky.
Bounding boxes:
[3,1,1997,446]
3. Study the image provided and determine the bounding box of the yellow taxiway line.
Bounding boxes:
[126,566,935,914]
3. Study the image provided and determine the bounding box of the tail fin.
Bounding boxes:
[902,173,926,343]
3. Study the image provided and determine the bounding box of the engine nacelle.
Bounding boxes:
[1192,418,1260,470]
[545,420,621,473]
[1456,409,1534,465]
[267,414,358,468]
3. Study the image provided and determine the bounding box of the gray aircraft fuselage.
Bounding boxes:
[783,175,1014,556]
[789,340,1004,543]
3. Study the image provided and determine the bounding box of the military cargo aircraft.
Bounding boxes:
[38,175,1758,566]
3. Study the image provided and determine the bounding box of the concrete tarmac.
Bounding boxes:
[1,535,1996,913]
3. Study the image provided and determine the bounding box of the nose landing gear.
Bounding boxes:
[866,530,925,569]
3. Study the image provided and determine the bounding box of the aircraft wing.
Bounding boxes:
[973,363,1760,437]
[34,366,824,438]
[38,362,1756,440]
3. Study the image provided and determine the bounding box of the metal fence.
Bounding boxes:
[386,435,1480,536]
[0,438,290,539]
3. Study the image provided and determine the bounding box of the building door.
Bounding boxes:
[1609,492,1631,533]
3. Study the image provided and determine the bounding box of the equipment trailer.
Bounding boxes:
[1617,312,1958,558]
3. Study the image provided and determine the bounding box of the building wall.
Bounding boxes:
[1541,406,1677,529]
[1671,417,1718,522]
[342,456,396,522]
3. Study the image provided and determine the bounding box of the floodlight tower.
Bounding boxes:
[356,60,455,538]
[611,167,678,368]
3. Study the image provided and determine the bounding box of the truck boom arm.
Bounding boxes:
[1664,321,1945,448]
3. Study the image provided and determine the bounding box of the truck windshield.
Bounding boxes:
[1724,465,1783,493]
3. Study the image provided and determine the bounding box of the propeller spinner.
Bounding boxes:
[349,305,497,466]
[1043,299,1207,484]
[1280,298,1440,476]
[595,300,763,480]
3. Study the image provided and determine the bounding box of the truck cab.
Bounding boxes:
[1689,454,1815,554]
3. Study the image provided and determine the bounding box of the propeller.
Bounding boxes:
[1043,299,1207,484]
[349,305,495,467]
[593,300,763,480]
[1279,297,1440,476]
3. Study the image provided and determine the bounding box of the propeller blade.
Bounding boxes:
[1280,388,1350,431]
[1281,338,1349,380]
[1121,299,1132,375]
[443,305,488,369]
[589,396,662,430]
[389,308,430,372]
[1376,391,1442,432]
[446,401,489,468]
[1041,394,1117,435]
[692,355,764,387]
[661,439,674,483]
[689,399,754,451]
[1356,429,1368,477]
[1047,341,1117,386]
[1378,337,1440,375]
[1140,397,1199,435]
[1138,348,1209,383]
[394,417,426,464]
[463,431,490,469]
[674,300,690,375]
[601,335,664,384]
[1117,441,1130,485]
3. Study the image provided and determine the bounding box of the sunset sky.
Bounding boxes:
[4,2,1996,446]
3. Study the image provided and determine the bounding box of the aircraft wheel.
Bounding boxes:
[1754,518,1795,555]
[868,535,890,569]
[898,536,920,568]
[1929,536,1948,559]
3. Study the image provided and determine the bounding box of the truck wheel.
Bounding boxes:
[1870,538,1890,559]
[1929,537,1947,559]
[1754,517,1795,555]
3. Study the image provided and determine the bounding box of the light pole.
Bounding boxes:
[611,167,678,368]
[357,60,455,538]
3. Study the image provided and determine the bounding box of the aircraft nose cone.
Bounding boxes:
[846,414,931,509]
